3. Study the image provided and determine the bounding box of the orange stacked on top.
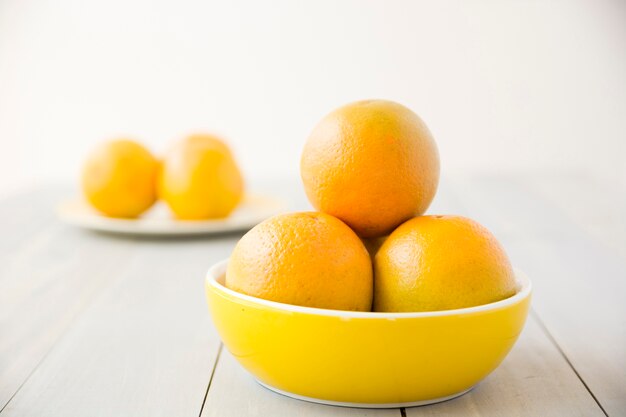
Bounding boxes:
[227,99,517,312]
[301,100,440,238]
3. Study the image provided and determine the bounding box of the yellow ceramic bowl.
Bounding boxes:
[205,259,531,408]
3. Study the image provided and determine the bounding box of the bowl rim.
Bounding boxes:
[206,258,532,319]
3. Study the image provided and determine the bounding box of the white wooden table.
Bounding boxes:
[1,174,624,416]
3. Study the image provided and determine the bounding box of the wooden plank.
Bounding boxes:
[0,188,58,282]
[0,191,142,410]
[450,174,625,416]
[407,314,605,417]
[1,236,235,416]
[527,173,626,261]
[202,348,400,417]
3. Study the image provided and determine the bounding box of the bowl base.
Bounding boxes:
[256,380,474,409]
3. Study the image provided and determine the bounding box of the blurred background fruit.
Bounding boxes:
[301,100,439,237]
[374,215,517,312]
[226,212,372,311]
[81,139,158,218]
[159,134,244,220]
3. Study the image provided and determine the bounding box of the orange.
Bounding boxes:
[300,99,440,238]
[374,215,517,312]
[226,212,373,311]
[81,139,158,218]
[159,133,244,219]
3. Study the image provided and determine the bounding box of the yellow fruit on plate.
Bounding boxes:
[301,99,440,238]
[81,139,158,218]
[159,134,244,220]
[374,215,518,312]
[226,212,373,311]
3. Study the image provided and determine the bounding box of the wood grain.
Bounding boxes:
[528,173,626,261]
[0,190,140,410]
[1,236,237,417]
[0,189,58,283]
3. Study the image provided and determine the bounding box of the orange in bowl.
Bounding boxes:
[374,215,518,312]
[226,212,372,311]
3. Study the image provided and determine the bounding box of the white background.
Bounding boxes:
[1,0,625,197]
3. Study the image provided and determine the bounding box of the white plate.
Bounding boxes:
[57,194,287,236]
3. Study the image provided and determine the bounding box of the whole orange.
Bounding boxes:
[159,134,244,220]
[81,139,158,218]
[226,212,373,311]
[300,99,440,238]
[374,215,518,312]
